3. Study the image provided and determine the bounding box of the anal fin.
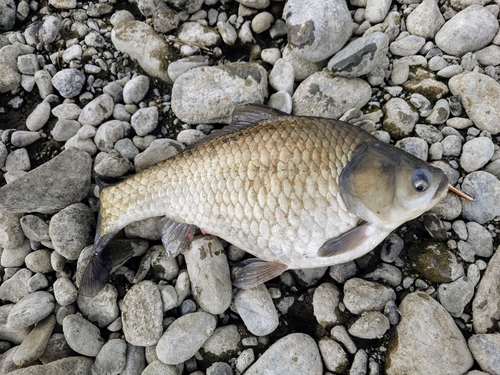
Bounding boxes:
[157,217,197,257]
[233,258,288,289]
[318,223,375,257]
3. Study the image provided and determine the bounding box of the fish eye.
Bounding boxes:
[412,169,430,192]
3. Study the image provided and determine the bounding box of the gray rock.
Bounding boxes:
[62,314,105,357]
[123,75,150,104]
[156,312,217,365]
[365,0,391,23]
[312,282,341,327]
[94,149,132,177]
[461,171,500,224]
[1,238,30,268]
[380,233,404,263]
[131,107,158,136]
[120,343,146,375]
[5,148,30,172]
[115,138,139,160]
[62,44,82,62]
[8,291,55,328]
[51,69,85,98]
[10,131,44,148]
[267,91,293,114]
[281,44,325,81]
[415,124,443,144]
[77,283,119,328]
[218,21,237,45]
[0,268,32,303]
[94,120,125,152]
[364,263,402,287]
[382,98,419,138]
[236,348,255,373]
[34,70,53,98]
[235,284,279,336]
[348,311,390,339]
[202,325,241,356]
[466,221,493,258]
[5,356,94,375]
[17,54,39,75]
[350,349,368,375]
[236,0,269,9]
[92,339,127,375]
[0,304,31,344]
[122,281,163,346]
[251,11,274,34]
[171,63,268,124]
[318,338,349,373]
[328,261,358,283]
[49,203,95,260]
[390,35,426,57]
[0,0,15,31]
[438,276,475,317]
[343,278,396,315]
[395,137,428,161]
[53,277,78,306]
[468,334,500,375]
[284,0,352,62]
[386,292,473,375]
[244,333,322,375]
[167,56,209,82]
[26,101,51,131]
[475,45,500,66]
[38,15,61,45]
[327,32,388,78]
[293,72,371,118]
[473,246,500,333]
[460,137,495,172]
[0,210,24,250]
[435,5,499,56]
[406,0,445,39]
[269,58,294,94]
[20,215,50,242]
[134,138,184,172]
[177,22,220,47]
[141,361,180,375]
[38,333,73,364]
[184,236,231,315]
[12,315,55,367]
[176,129,206,145]
[25,250,53,273]
[426,98,450,125]
[0,63,21,93]
[78,93,114,126]
[441,135,462,157]
[65,125,97,155]
[51,102,81,120]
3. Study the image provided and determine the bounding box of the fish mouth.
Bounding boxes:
[433,174,450,201]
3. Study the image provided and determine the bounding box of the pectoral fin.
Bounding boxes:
[233,258,288,289]
[318,223,376,257]
[157,217,197,257]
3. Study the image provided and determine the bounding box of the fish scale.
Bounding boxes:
[98,116,373,267]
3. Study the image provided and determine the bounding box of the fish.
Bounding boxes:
[78,104,473,297]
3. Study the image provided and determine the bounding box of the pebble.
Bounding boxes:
[406,0,445,39]
[49,203,95,260]
[38,333,72,364]
[435,5,499,56]
[167,56,209,82]
[244,333,322,375]
[382,98,419,138]
[0,268,32,303]
[53,277,77,306]
[466,221,493,258]
[390,35,426,57]
[78,93,114,126]
[92,339,127,375]
[459,136,495,172]
[461,171,500,224]
[121,281,163,346]
[123,75,150,104]
[62,314,105,357]
[343,278,396,315]
[312,282,341,327]
[468,334,500,375]
[171,63,268,124]
[202,325,241,357]
[473,246,500,333]
[251,12,273,34]
[184,236,231,315]
[234,284,279,336]
[156,312,216,365]
[437,276,475,317]
[386,292,473,375]
[51,102,81,120]
[51,69,85,98]
[269,58,294,94]
[77,283,119,328]
[292,72,371,118]
[134,138,184,172]
[318,338,349,373]
[11,315,55,367]
[25,250,53,273]
[7,291,54,328]
[20,215,50,242]
[348,311,390,339]
[94,120,125,152]
[26,101,51,131]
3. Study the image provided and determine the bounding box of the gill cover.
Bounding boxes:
[339,141,448,229]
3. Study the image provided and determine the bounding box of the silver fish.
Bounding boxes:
[79,104,472,296]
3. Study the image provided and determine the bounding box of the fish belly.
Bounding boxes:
[98,117,373,267]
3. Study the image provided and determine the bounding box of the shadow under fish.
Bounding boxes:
[79,104,473,297]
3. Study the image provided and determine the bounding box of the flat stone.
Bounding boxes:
[5,357,94,375]
[8,291,55,328]
[12,315,56,366]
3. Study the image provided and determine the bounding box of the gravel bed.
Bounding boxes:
[1,0,500,374]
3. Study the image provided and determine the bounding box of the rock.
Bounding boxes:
[474,45,500,66]
[269,58,295,94]
[437,276,475,317]
[112,21,177,83]
[123,75,150,104]
[0,210,24,250]
[284,0,352,62]
[0,63,21,93]
[120,344,146,375]
[65,125,97,155]
[51,103,81,120]
[62,314,105,357]
[0,268,32,303]
[244,333,322,375]
[167,56,209,82]
[78,93,114,126]
[133,138,184,172]
[466,221,493,258]
[171,63,268,124]
[327,32,389,78]
[461,171,500,224]
[449,72,500,135]
[8,291,55,328]
[5,357,94,375]
[94,120,125,152]
[234,285,279,336]
[395,137,428,161]
[365,0,391,23]
[131,107,159,136]
[94,149,132,177]
[53,277,78,306]
[251,11,274,34]
[0,0,15,31]
[348,311,390,339]
[460,137,495,172]
[38,333,73,364]
[156,312,216,365]
[386,292,473,375]
[77,284,119,328]
[382,98,419,138]
[176,129,206,145]
[343,278,396,315]
[468,334,500,375]
[202,325,241,357]
[38,15,61,45]
[25,250,53,273]
[122,281,163,346]
[292,72,371,118]
[318,338,349,373]
[473,246,500,333]
[184,236,232,315]
[10,131,44,148]
[435,5,499,56]
[390,35,426,56]
[406,0,445,39]
[0,304,31,344]
[12,315,55,367]
[92,339,127,375]
[51,69,85,98]
[26,101,51,131]
[281,44,325,81]
[403,69,449,101]
[34,70,53,98]
[177,22,220,47]
[312,282,341,327]
[49,203,95,260]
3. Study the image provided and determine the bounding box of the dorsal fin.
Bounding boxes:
[185,103,289,150]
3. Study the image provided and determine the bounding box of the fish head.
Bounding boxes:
[339,141,449,231]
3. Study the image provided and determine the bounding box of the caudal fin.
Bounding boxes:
[78,234,114,297]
